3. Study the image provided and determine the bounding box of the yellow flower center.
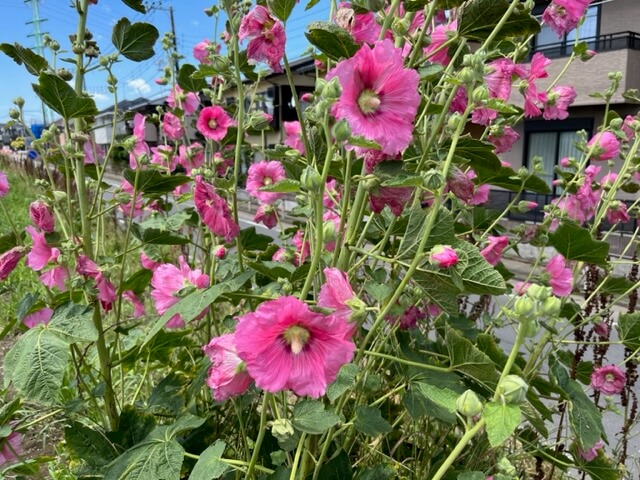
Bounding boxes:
[208,118,218,130]
[263,176,273,186]
[357,89,381,115]
[283,325,311,355]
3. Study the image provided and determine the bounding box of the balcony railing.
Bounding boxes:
[531,31,640,59]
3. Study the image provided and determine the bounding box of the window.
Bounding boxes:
[524,119,593,191]
[532,4,600,57]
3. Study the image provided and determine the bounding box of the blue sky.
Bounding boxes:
[0,0,330,125]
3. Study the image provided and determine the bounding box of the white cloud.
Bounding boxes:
[127,78,151,95]
[91,93,110,105]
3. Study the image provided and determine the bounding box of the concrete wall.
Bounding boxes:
[600,0,640,35]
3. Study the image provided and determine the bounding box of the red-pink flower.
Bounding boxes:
[239,5,286,72]
[196,106,235,142]
[213,151,234,177]
[364,149,413,216]
[96,273,117,311]
[545,254,573,296]
[542,0,591,37]
[523,53,550,118]
[25,226,59,271]
[284,121,305,155]
[0,172,9,197]
[577,439,604,462]
[83,138,105,164]
[246,161,286,204]
[203,333,253,402]
[543,85,576,120]
[177,142,205,175]
[430,245,459,269]
[123,290,146,317]
[591,365,625,395]
[606,201,630,224]
[0,247,25,281]
[254,204,278,229]
[140,251,160,271]
[318,267,364,325]
[23,307,53,328]
[40,266,68,291]
[485,58,526,101]
[118,180,144,219]
[0,430,22,465]
[162,112,185,140]
[327,40,420,155]
[129,113,150,168]
[194,177,240,243]
[193,39,214,64]
[587,131,620,161]
[488,126,520,154]
[234,296,355,398]
[323,179,341,208]
[424,22,457,66]
[151,256,210,329]
[167,85,200,115]
[480,236,509,266]
[292,230,310,265]
[335,3,382,45]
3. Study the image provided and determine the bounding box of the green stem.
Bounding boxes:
[429,419,487,480]
[289,432,308,480]
[364,350,451,372]
[245,392,271,479]
[378,0,401,40]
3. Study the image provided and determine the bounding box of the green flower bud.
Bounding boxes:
[393,18,410,36]
[458,67,476,86]
[526,284,549,301]
[447,113,463,131]
[300,166,323,193]
[8,108,20,120]
[323,220,337,243]
[422,169,444,190]
[270,418,295,443]
[498,375,528,404]
[12,97,25,108]
[50,40,60,52]
[53,190,67,202]
[332,119,351,142]
[514,295,535,318]
[471,86,488,104]
[322,77,342,100]
[540,296,562,317]
[456,389,483,417]
[57,68,73,81]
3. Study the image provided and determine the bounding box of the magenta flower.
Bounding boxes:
[480,236,509,266]
[542,0,591,37]
[622,115,636,140]
[196,106,235,142]
[162,112,185,141]
[364,149,413,216]
[203,333,253,402]
[522,53,550,118]
[387,305,424,330]
[0,247,25,281]
[123,290,146,317]
[423,22,457,66]
[0,172,9,197]
[25,226,59,271]
[323,179,341,208]
[76,254,100,278]
[151,256,210,329]
[577,439,604,463]
[488,126,520,154]
[471,107,498,127]
[292,230,310,266]
[606,201,630,224]
[194,177,240,243]
[239,5,286,72]
[167,85,199,115]
[335,4,382,45]
[83,137,105,165]
[318,267,363,325]
[545,254,573,297]
[96,273,117,312]
[177,142,205,175]
[140,252,160,271]
[150,145,175,170]
[214,246,227,259]
[246,161,286,204]
[327,40,420,155]
[193,39,214,64]
[254,204,278,229]
[284,121,305,155]
[40,266,68,291]
[591,365,625,395]
[0,430,22,466]
[129,113,150,168]
[551,165,600,225]
[430,245,459,269]
[485,58,526,101]
[543,85,576,120]
[234,296,355,398]
[587,131,620,161]
[23,307,53,329]
[213,151,234,177]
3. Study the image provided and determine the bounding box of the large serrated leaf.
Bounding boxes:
[617,313,640,351]
[292,400,340,435]
[305,22,359,61]
[112,18,159,62]
[65,421,119,467]
[32,73,98,120]
[413,270,460,315]
[47,303,97,344]
[326,363,358,402]
[404,382,459,423]
[189,440,228,480]
[177,64,207,93]
[121,0,146,13]
[123,169,191,195]
[483,402,521,447]
[103,437,184,480]
[458,0,540,41]
[354,406,392,437]
[0,43,49,75]
[399,207,456,260]
[131,225,190,245]
[268,0,297,21]
[548,222,610,266]
[445,326,499,388]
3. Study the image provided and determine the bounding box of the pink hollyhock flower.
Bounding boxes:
[545,254,573,296]
[447,167,475,203]
[0,172,9,197]
[0,430,22,465]
[96,273,117,311]
[318,267,363,324]
[0,247,25,281]
[323,179,341,208]
[118,180,144,219]
[140,252,160,271]
[213,149,234,176]
[238,5,286,72]
[284,121,305,155]
[151,256,210,329]
[450,87,468,114]
[488,125,520,154]
[196,106,235,142]
[214,246,227,259]
[162,112,185,140]
[522,53,551,118]
[392,306,424,330]
[430,245,459,269]
[23,307,53,328]
[591,365,625,395]
[234,296,356,398]
[577,439,604,462]
[543,85,577,120]
[272,247,289,263]
[587,131,620,161]
[194,177,240,242]
[203,333,253,402]
[83,137,105,164]
[364,149,413,216]
[25,226,59,271]
[177,143,205,175]
[485,58,526,101]
[542,0,591,37]
[76,254,100,278]
[471,107,498,126]
[424,21,457,66]
[601,172,617,188]
[322,210,342,252]
[129,113,150,168]
[552,166,600,225]
[193,39,214,64]
[246,161,286,204]
[300,93,313,103]
[292,230,310,265]
[622,115,636,140]
[150,145,175,170]
[594,321,609,338]
[606,201,630,224]
[480,236,509,266]
[335,3,382,44]
[123,290,146,317]
[40,266,68,291]
[560,157,572,168]
[254,204,278,229]
[327,39,420,155]
[167,85,200,115]
[513,281,531,296]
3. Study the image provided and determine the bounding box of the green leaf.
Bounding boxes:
[112,18,159,62]
[32,73,98,120]
[458,0,540,41]
[124,169,191,195]
[259,178,301,193]
[144,270,255,346]
[238,227,273,252]
[104,437,184,480]
[617,313,640,351]
[147,373,185,416]
[578,453,620,480]
[445,326,499,388]
[0,399,21,426]
[326,363,358,402]
[404,382,459,423]
[548,222,610,266]
[106,406,157,450]
[189,440,228,480]
[314,450,352,480]
[163,415,206,438]
[47,303,98,343]
[305,22,359,61]
[131,225,189,245]
[353,406,392,437]
[4,327,68,405]
[413,270,459,315]
[247,261,295,281]
[178,64,207,93]
[121,0,146,13]
[483,402,521,447]
[473,164,551,194]
[292,400,340,435]
[399,207,456,260]
[268,0,297,21]
[356,464,395,480]
[120,269,153,295]
[447,137,502,171]
[65,421,119,467]
[458,473,486,480]
[0,43,49,75]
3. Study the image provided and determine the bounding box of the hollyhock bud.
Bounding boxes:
[0,247,25,281]
[586,131,620,161]
[331,119,351,142]
[540,296,562,317]
[0,430,23,465]
[606,201,630,224]
[516,201,538,213]
[514,295,535,318]
[591,365,625,395]
[447,167,475,203]
[29,201,55,233]
[456,389,483,417]
[480,236,509,266]
[254,204,278,229]
[429,245,459,269]
[300,166,323,193]
[497,375,528,404]
[214,245,227,259]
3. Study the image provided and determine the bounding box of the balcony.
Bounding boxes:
[531,31,640,59]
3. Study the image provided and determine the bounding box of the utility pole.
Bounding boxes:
[25,0,50,126]
[169,6,180,76]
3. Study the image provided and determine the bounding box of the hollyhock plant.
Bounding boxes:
[194,177,240,242]
[162,112,185,140]
[522,53,551,118]
[430,245,459,269]
[40,265,68,291]
[543,85,576,120]
[327,39,420,155]
[196,106,235,141]
[577,439,604,462]
[246,161,286,204]
[323,210,341,252]
[118,180,144,219]
[25,226,59,271]
[488,125,520,154]
[292,230,310,265]
[480,236,509,266]
[0,430,22,466]
[318,267,364,324]
[129,113,151,168]
[150,145,175,170]
[234,296,355,398]
[123,290,146,317]
[23,307,53,328]
[83,138,105,164]
[151,256,210,329]
[238,5,286,72]
[323,179,340,208]
[0,247,25,281]
[0,171,8,197]
[387,305,424,330]
[203,333,253,402]
[167,85,199,115]
[606,201,630,224]
[591,365,626,395]
[542,0,592,37]
[254,204,278,229]
[424,21,457,66]
[177,143,205,175]
[334,3,382,45]
[140,252,160,271]
[213,151,234,176]
[284,121,305,155]
[485,58,526,100]
[545,254,573,296]
[193,39,214,64]
[364,150,413,216]
[587,131,620,161]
